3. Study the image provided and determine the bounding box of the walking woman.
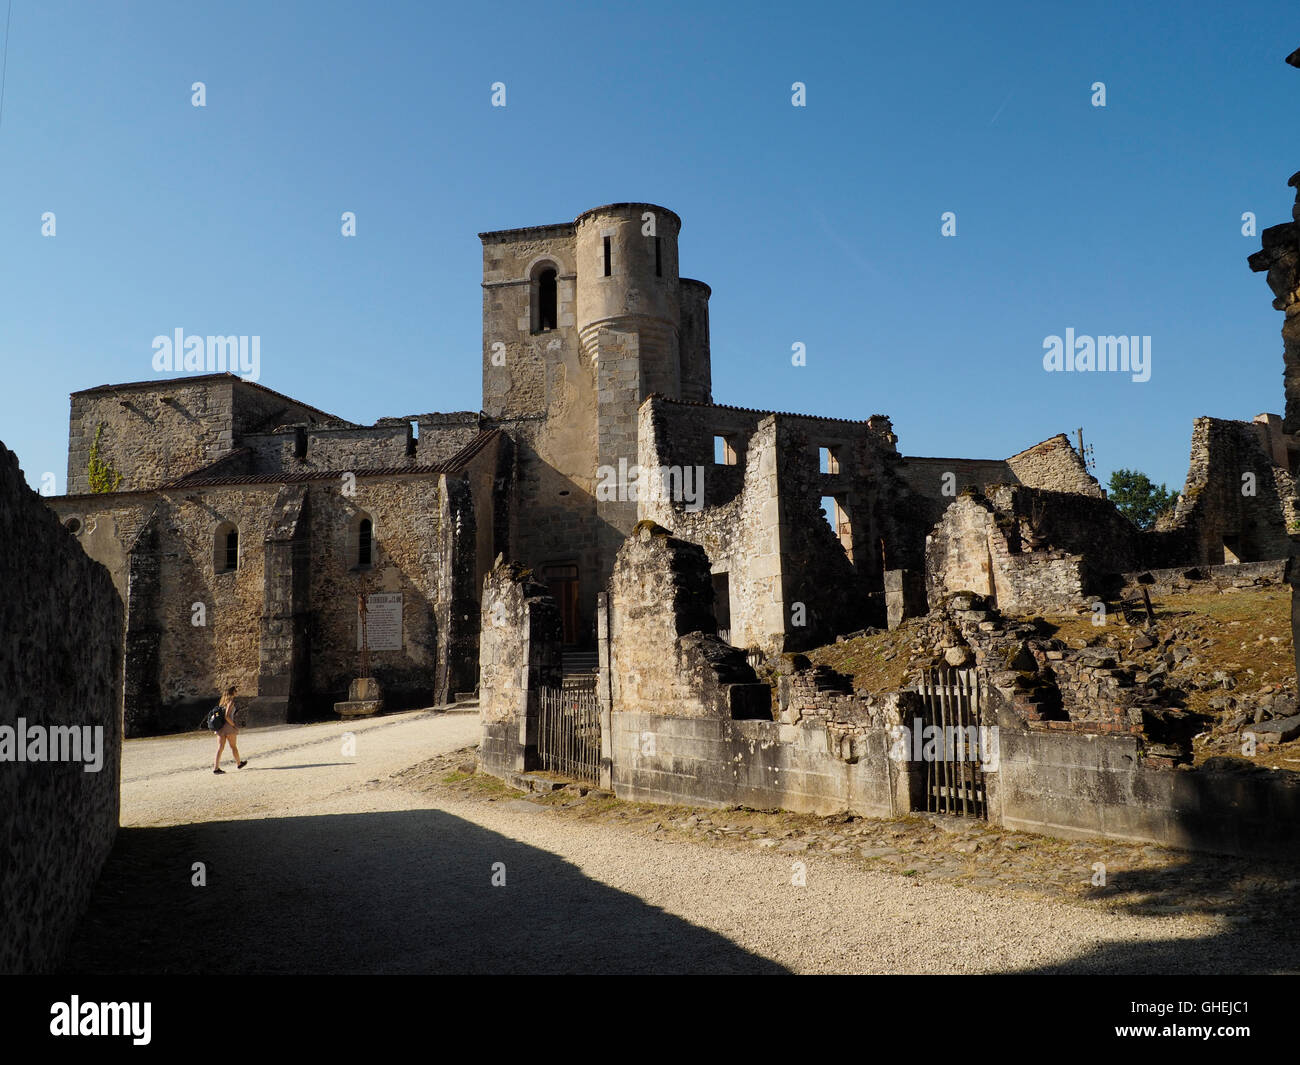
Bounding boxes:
[213,685,248,774]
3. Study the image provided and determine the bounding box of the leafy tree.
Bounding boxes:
[1108,468,1176,529]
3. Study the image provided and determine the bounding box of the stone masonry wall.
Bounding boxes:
[477,560,562,776]
[1158,416,1296,564]
[1005,434,1104,497]
[925,492,1087,614]
[0,442,123,973]
[67,378,238,494]
[608,523,770,718]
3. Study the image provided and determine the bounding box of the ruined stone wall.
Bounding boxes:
[610,713,901,817]
[0,442,123,973]
[989,484,1138,577]
[67,378,238,493]
[1005,434,1104,497]
[925,493,1087,614]
[991,730,1300,859]
[1121,559,1287,597]
[413,413,484,465]
[1160,416,1295,564]
[1248,170,1300,433]
[608,524,770,718]
[477,561,562,776]
[678,279,713,403]
[637,398,925,653]
[895,456,1016,527]
[241,425,414,473]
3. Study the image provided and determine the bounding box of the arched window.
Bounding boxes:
[349,512,375,570]
[214,522,239,573]
[530,262,558,333]
[358,518,373,567]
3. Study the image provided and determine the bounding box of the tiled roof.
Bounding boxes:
[648,395,878,426]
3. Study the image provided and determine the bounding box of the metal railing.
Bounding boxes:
[915,669,988,819]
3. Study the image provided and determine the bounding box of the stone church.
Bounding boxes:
[46,202,1298,735]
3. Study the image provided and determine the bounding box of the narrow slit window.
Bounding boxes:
[224,528,239,570]
[655,236,662,277]
[358,518,373,567]
[603,236,611,277]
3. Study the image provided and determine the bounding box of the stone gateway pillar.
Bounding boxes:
[1247,45,1300,683]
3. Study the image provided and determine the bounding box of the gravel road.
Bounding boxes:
[62,710,1292,974]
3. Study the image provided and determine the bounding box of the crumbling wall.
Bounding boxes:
[1248,168,1300,434]
[925,492,1087,614]
[1005,434,1104,497]
[637,397,926,653]
[608,523,769,718]
[477,559,562,776]
[0,442,123,973]
[1157,416,1295,564]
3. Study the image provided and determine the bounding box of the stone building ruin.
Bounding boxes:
[28,198,1300,858]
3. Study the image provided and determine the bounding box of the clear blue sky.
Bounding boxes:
[2,0,1296,494]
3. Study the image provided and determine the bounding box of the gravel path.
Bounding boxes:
[62,710,1296,974]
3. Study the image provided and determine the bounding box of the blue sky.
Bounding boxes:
[1,0,1296,494]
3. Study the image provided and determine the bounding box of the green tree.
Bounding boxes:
[1108,468,1176,529]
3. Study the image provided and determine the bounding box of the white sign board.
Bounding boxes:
[358,593,403,651]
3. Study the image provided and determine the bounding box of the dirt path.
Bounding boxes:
[62,711,1298,974]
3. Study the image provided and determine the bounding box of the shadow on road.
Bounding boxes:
[1011,853,1300,974]
[60,809,789,975]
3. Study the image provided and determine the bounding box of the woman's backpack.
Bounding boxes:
[204,705,225,732]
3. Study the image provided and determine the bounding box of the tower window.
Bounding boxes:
[225,529,238,570]
[714,435,737,466]
[603,236,612,277]
[537,268,557,331]
[530,262,559,334]
[655,236,662,277]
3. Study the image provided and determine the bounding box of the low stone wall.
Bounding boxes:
[1120,559,1286,597]
[0,442,124,973]
[990,729,1300,859]
[610,712,903,817]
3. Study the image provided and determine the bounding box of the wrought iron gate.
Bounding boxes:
[915,669,988,818]
[537,675,601,783]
